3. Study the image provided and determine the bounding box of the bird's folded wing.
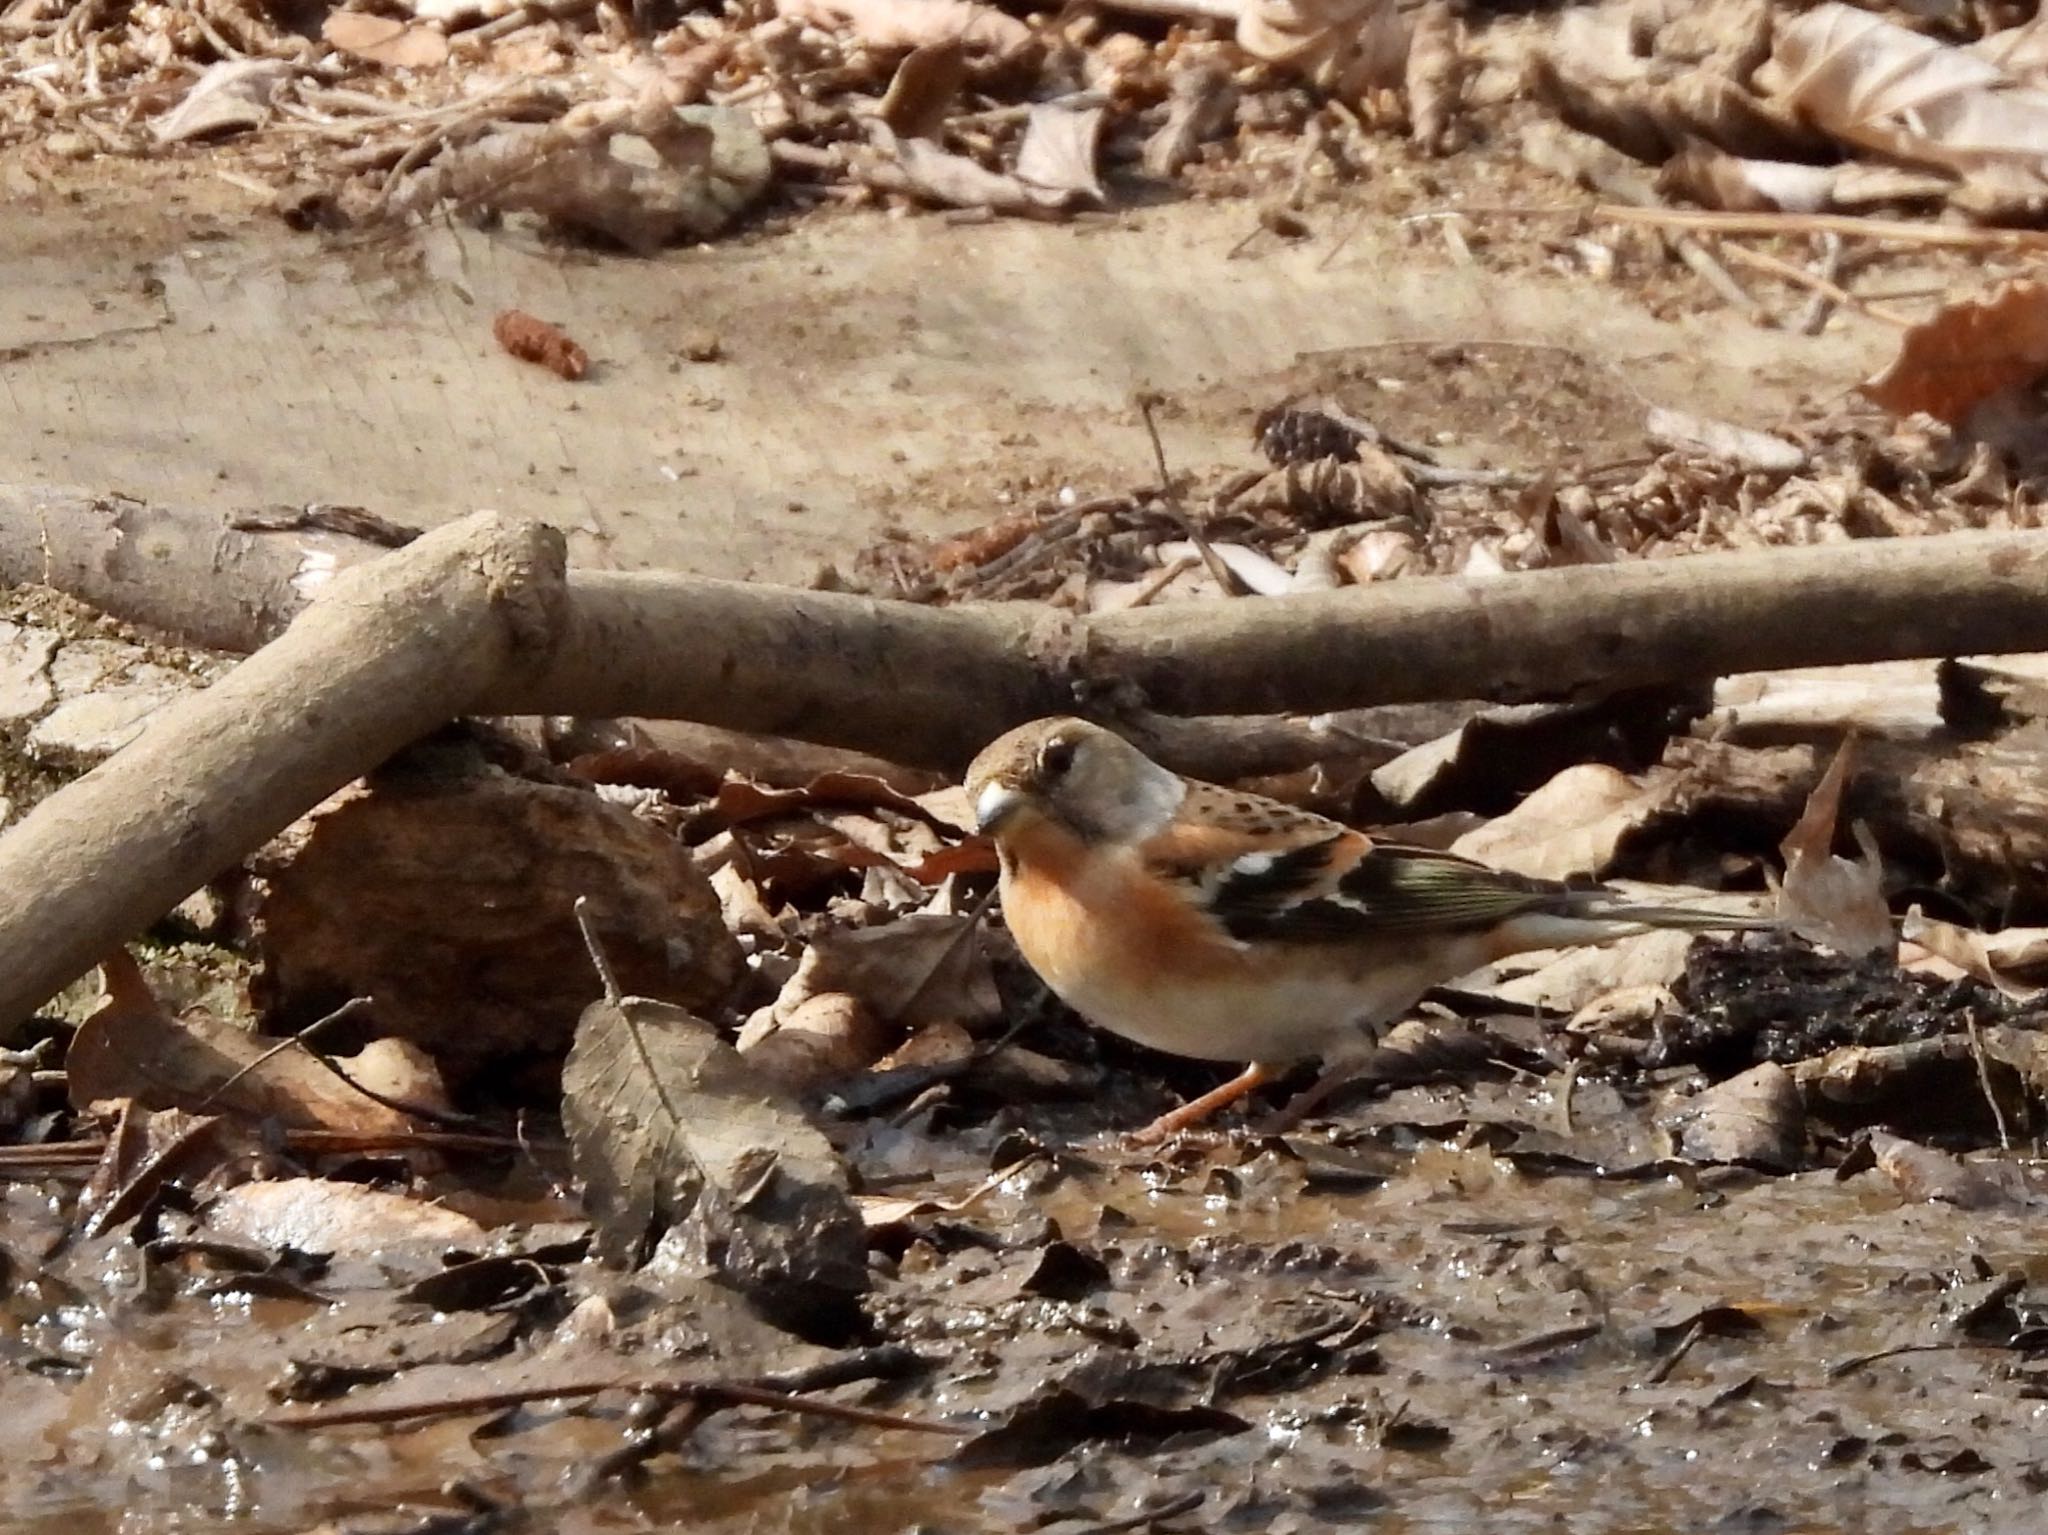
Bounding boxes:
[1151,830,1572,943]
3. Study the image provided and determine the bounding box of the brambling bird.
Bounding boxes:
[966,717,1774,1142]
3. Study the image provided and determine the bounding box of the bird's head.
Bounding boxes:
[964,717,1186,848]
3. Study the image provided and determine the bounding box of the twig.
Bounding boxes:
[1825,1340,1993,1380]
[1796,233,1845,336]
[1718,241,1914,329]
[1070,1491,1207,1534]
[195,996,370,1110]
[1964,1012,2014,1153]
[1596,204,2048,251]
[1137,394,1236,594]
[1671,233,1768,323]
[269,1372,966,1434]
[1641,1317,1703,1386]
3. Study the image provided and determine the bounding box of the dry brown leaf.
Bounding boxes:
[70,951,448,1135]
[253,768,741,1084]
[877,40,968,139]
[79,1102,240,1239]
[561,956,868,1330]
[772,912,1001,1034]
[1450,763,1674,880]
[1861,280,2048,426]
[777,0,1030,54]
[321,11,449,69]
[1760,4,2048,181]
[736,991,891,1096]
[1773,737,1893,959]
[1666,1062,1804,1169]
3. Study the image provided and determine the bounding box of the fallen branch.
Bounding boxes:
[0,513,564,1027]
[11,499,2048,1023]
[0,484,413,651]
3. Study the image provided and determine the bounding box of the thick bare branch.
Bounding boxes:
[0,513,564,1026]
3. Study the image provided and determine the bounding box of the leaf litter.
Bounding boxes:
[19,0,2048,1526]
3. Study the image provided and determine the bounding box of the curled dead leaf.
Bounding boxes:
[1773,737,1893,960]
[1862,280,2048,427]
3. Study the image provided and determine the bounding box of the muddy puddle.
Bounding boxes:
[2,1109,2043,1535]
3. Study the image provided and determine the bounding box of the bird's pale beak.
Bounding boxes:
[975,781,1026,833]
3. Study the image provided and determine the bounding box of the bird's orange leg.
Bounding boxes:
[1258,1058,1367,1134]
[1127,1062,1273,1145]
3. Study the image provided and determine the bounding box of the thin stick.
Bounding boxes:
[195,996,371,1111]
[1718,241,1916,329]
[269,1376,968,1434]
[1595,204,2048,251]
[1138,395,1235,594]
[1964,1012,2014,1153]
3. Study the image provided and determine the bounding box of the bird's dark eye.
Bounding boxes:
[1039,738,1078,776]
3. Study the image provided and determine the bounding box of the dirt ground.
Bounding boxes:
[1,158,1887,581]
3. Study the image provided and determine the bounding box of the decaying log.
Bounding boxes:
[1667,733,2048,912]
[0,514,564,1027]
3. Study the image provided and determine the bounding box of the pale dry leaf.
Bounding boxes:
[1865,1131,2014,1209]
[321,11,449,69]
[1760,4,2048,180]
[1973,15,2048,85]
[153,59,293,145]
[1469,928,1700,1016]
[1143,56,1238,178]
[1157,540,1292,595]
[882,133,1081,216]
[1450,763,1674,880]
[1646,406,1806,473]
[1239,0,1408,101]
[1015,103,1107,203]
[1774,736,1893,959]
[1405,0,1461,151]
[207,1178,487,1258]
[1899,911,2048,1002]
[562,987,868,1326]
[777,0,1030,54]
[1657,141,1953,212]
[1862,280,2048,426]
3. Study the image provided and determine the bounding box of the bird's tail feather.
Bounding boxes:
[1566,897,1777,933]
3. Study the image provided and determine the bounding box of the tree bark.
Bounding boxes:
[0,514,564,1027]
[0,484,412,652]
